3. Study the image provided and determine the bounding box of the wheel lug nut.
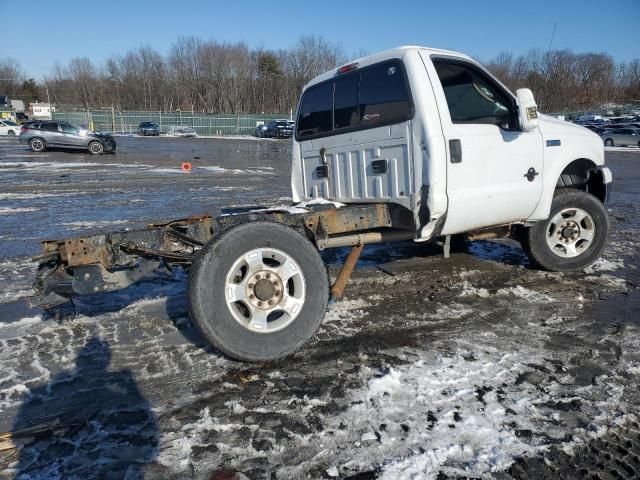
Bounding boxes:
[268,300,274,306]
[248,283,254,288]
[265,272,270,278]
[258,301,263,307]
[249,294,255,299]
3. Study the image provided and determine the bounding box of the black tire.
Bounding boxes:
[29,137,46,152]
[604,138,614,146]
[521,189,609,272]
[7,130,15,136]
[188,222,329,362]
[88,141,104,155]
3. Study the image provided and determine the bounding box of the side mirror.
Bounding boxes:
[516,88,539,132]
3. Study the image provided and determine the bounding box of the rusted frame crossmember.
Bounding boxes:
[30,203,415,307]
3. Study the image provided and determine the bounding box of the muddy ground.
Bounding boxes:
[0,136,639,479]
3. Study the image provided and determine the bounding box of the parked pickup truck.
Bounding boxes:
[29,46,612,362]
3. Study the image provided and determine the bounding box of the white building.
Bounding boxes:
[28,102,54,120]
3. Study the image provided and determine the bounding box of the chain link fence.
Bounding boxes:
[52,110,292,136]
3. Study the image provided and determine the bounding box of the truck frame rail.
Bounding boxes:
[29,203,415,309]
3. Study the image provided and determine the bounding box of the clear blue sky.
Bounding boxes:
[3,0,639,79]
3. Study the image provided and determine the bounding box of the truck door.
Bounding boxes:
[427,57,544,234]
[295,60,414,209]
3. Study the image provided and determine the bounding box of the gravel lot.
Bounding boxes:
[0,136,639,479]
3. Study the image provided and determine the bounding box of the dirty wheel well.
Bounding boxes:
[556,158,606,203]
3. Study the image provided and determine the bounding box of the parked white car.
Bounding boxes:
[0,119,21,136]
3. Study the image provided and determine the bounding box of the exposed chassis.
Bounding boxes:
[29,203,415,309]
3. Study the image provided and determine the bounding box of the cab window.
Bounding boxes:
[297,82,333,138]
[433,58,516,130]
[358,62,412,127]
[296,59,413,140]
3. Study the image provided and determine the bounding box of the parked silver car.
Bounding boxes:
[601,127,640,147]
[19,121,116,154]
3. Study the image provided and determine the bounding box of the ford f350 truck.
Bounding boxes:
[29,46,612,361]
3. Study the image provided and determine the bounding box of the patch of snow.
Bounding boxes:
[0,207,39,215]
[61,220,130,230]
[458,281,490,298]
[496,285,554,303]
[583,258,624,273]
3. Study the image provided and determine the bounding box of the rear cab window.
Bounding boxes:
[296,59,413,140]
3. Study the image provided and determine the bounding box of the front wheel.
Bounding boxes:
[521,189,609,272]
[88,141,104,155]
[7,130,15,136]
[29,137,46,152]
[604,138,614,146]
[188,222,329,361]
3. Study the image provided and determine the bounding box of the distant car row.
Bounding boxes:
[254,120,294,139]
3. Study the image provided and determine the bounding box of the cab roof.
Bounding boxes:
[304,45,472,89]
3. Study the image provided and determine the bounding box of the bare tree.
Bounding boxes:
[7,39,638,115]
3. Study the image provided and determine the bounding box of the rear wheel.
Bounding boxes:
[88,141,104,155]
[29,137,46,152]
[188,222,329,361]
[604,138,614,146]
[521,189,609,272]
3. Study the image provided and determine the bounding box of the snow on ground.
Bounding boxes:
[0,207,39,215]
[1,139,638,479]
[0,257,37,304]
[61,219,131,230]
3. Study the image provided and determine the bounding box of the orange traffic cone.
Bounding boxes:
[181,162,192,172]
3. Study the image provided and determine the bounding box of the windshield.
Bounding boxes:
[3,120,17,126]
[141,122,157,127]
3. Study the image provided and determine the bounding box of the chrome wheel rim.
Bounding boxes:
[225,248,306,333]
[90,142,103,154]
[31,139,43,151]
[546,207,595,258]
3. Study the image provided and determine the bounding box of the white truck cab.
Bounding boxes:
[292,46,611,264]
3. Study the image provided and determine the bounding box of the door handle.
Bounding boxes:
[524,167,539,182]
[449,139,462,163]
